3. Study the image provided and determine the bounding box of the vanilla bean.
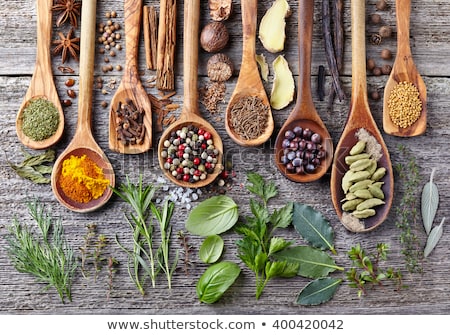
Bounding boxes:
[317,65,326,101]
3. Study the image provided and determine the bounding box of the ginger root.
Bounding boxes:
[258,0,291,53]
[255,54,269,82]
[270,55,295,110]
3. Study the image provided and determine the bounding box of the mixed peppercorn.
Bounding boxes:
[161,126,219,183]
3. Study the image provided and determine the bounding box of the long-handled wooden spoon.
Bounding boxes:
[16,0,64,150]
[383,0,426,137]
[157,0,223,188]
[224,0,274,147]
[109,0,152,154]
[51,0,115,213]
[274,0,333,183]
[330,0,394,232]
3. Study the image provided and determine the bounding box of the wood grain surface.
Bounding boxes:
[1,0,450,315]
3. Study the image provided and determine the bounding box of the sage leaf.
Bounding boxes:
[296,277,342,306]
[292,203,336,254]
[274,246,344,279]
[424,217,445,258]
[421,168,439,235]
[196,261,241,304]
[199,235,224,264]
[186,195,238,236]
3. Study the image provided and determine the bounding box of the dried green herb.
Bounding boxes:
[394,144,423,273]
[21,97,60,141]
[7,148,55,184]
[5,200,77,303]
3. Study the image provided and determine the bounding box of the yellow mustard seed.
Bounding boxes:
[387,81,422,128]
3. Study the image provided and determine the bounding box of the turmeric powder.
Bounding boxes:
[59,154,110,203]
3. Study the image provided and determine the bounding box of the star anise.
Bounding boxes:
[52,0,82,28]
[52,28,80,64]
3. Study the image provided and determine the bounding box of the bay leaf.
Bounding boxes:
[424,217,445,258]
[421,168,439,235]
[273,245,343,279]
[185,195,238,236]
[296,277,342,306]
[292,203,336,254]
[199,235,224,264]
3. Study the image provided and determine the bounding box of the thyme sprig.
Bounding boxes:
[394,144,423,273]
[5,200,77,303]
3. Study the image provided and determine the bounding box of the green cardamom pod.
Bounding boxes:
[349,179,374,193]
[350,158,373,171]
[354,189,373,199]
[348,170,372,183]
[365,159,378,176]
[371,167,387,181]
[352,209,376,219]
[356,198,385,211]
[349,140,367,155]
[345,153,370,165]
[368,184,385,199]
[342,198,364,212]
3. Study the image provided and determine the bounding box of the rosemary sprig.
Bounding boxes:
[112,175,158,295]
[5,200,77,303]
[394,144,423,273]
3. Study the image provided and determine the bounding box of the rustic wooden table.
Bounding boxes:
[1,0,450,315]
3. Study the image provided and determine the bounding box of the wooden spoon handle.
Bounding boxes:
[241,0,257,68]
[35,0,52,70]
[350,0,368,106]
[396,0,412,56]
[297,0,314,105]
[124,0,142,71]
[183,0,200,115]
[76,0,97,132]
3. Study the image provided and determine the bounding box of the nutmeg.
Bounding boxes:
[200,21,229,53]
[209,0,233,21]
[207,53,234,82]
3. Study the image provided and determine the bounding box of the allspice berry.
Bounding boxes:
[370,13,382,24]
[379,25,393,38]
[200,21,229,53]
[381,64,392,75]
[370,91,381,101]
[372,67,382,76]
[367,58,376,71]
[380,48,393,60]
[376,0,389,11]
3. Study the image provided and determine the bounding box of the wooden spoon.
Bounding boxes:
[224,0,274,147]
[330,0,394,232]
[108,0,152,154]
[383,0,427,137]
[274,0,333,183]
[157,0,223,188]
[16,0,64,150]
[51,0,115,213]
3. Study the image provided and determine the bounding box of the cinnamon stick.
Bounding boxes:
[143,5,158,70]
[156,0,177,91]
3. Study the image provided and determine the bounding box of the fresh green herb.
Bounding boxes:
[94,234,108,279]
[346,243,402,298]
[421,168,439,235]
[394,144,423,273]
[196,261,241,304]
[79,223,97,279]
[292,203,336,254]
[107,257,119,300]
[274,245,343,279]
[199,235,224,264]
[235,172,298,299]
[296,277,342,306]
[112,175,158,295]
[7,148,55,184]
[5,200,77,303]
[21,97,60,141]
[185,195,238,236]
[424,217,445,258]
[152,200,178,289]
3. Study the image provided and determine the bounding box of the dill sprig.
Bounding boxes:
[5,200,77,303]
[394,144,423,273]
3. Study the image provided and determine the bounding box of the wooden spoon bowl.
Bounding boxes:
[109,0,152,154]
[383,0,427,137]
[274,0,333,183]
[51,0,114,213]
[225,0,274,147]
[330,0,393,232]
[157,0,223,188]
[16,0,64,150]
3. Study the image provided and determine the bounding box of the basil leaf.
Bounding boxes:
[296,277,342,306]
[199,235,224,264]
[292,203,336,254]
[424,217,445,257]
[274,246,344,279]
[196,261,241,304]
[186,195,238,236]
[421,168,439,235]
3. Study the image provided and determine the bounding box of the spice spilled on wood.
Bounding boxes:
[387,81,422,128]
[20,97,60,141]
[58,154,110,203]
[228,96,269,140]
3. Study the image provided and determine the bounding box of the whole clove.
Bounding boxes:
[114,98,146,146]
